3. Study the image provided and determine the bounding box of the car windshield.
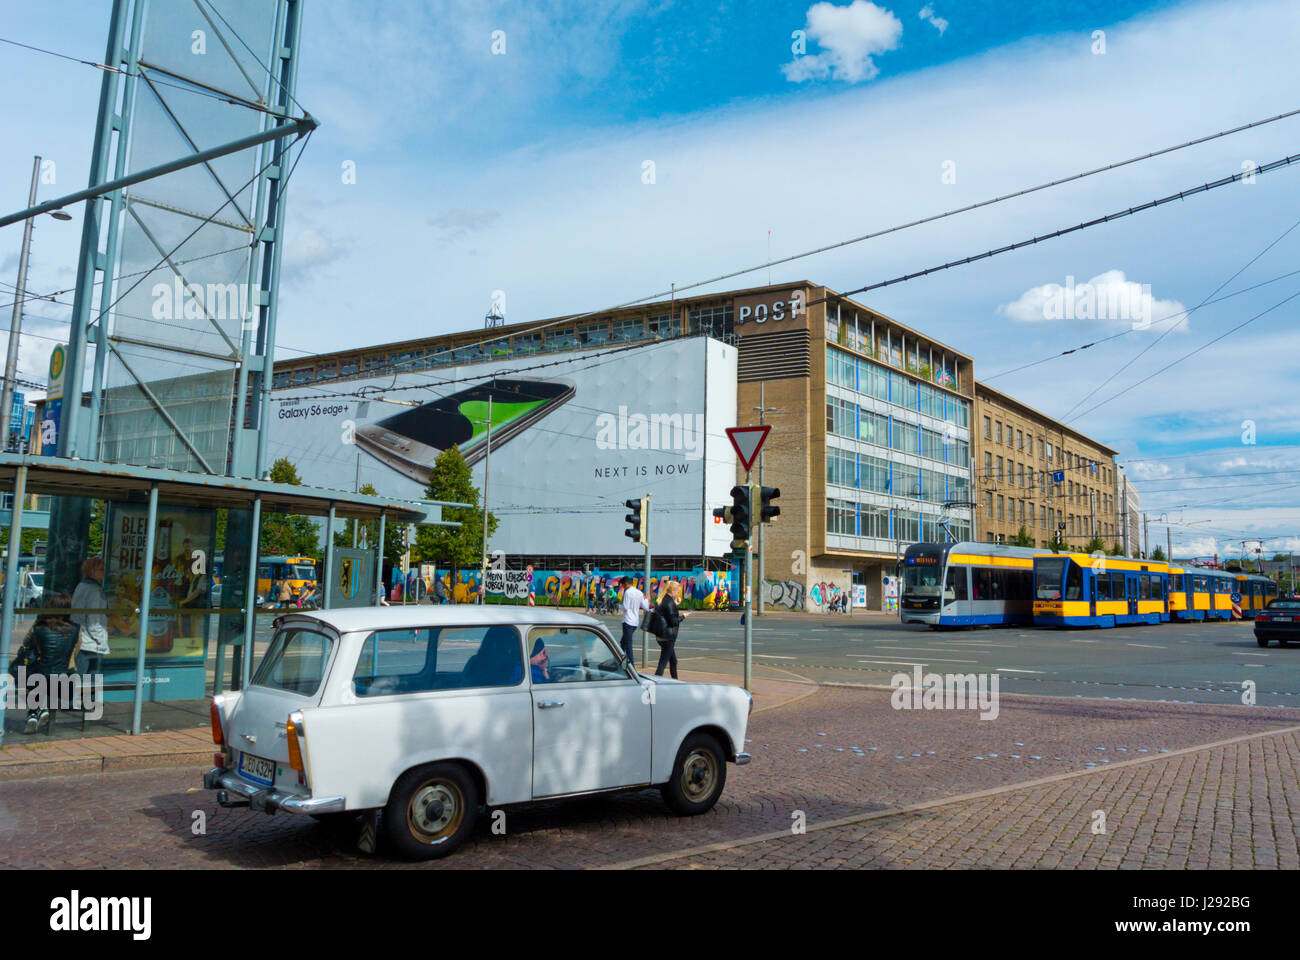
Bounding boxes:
[1268,600,1300,610]
[1036,559,1066,600]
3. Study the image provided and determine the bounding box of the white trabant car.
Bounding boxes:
[204,607,752,859]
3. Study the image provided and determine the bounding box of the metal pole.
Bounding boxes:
[239,495,263,690]
[1167,527,1172,566]
[756,382,765,617]
[375,511,386,606]
[641,493,651,670]
[1143,513,1149,560]
[130,484,159,735]
[323,502,336,609]
[743,524,753,692]
[0,464,28,747]
[479,393,492,604]
[2,158,40,453]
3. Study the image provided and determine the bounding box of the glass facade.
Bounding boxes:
[824,345,974,548]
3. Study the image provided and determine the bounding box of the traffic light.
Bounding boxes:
[712,505,732,525]
[624,497,649,545]
[729,484,752,547]
[759,486,781,524]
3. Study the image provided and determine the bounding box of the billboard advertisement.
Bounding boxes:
[268,337,738,558]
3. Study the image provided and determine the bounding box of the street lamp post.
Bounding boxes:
[754,383,777,616]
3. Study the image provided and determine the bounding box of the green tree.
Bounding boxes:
[1107,542,1125,556]
[1010,525,1034,547]
[260,457,320,558]
[1084,535,1106,555]
[1151,545,1167,562]
[412,445,497,590]
[333,483,403,561]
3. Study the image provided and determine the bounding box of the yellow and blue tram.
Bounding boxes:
[1033,553,1170,627]
[1234,572,1279,619]
[1167,567,1236,621]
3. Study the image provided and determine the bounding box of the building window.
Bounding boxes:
[996,456,1003,481]
[984,416,991,439]
[985,452,993,478]
[997,495,1004,521]
[995,421,1003,443]
[1017,430,1024,451]
[986,492,993,517]
[827,498,855,536]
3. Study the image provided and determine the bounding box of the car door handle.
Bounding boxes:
[537,701,565,709]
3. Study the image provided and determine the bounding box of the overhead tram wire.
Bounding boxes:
[287,108,1300,382]
[1057,211,1300,422]
[809,152,1300,305]
[1065,285,1300,424]
[982,265,1300,383]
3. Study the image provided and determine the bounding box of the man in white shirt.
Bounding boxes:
[618,576,649,667]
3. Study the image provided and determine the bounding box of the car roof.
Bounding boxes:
[278,605,607,634]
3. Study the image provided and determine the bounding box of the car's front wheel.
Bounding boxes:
[661,732,727,816]
[383,762,479,860]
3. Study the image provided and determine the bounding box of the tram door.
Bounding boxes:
[1125,573,1139,618]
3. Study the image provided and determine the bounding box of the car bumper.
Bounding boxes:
[203,767,346,816]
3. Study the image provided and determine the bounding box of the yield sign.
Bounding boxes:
[726,425,771,473]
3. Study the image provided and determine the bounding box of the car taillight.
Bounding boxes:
[286,712,304,771]
[210,699,224,746]
[1258,615,1271,622]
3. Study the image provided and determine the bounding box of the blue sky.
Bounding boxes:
[3,0,1299,558]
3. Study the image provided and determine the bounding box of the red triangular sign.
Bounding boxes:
[726,425,771,473]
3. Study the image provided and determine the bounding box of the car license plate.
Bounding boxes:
[1276,616,1292,622]
[239,752,275,786]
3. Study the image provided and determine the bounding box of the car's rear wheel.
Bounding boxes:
[383,762,478,860]
[1257,635,1270,647]
[661,732,727,816]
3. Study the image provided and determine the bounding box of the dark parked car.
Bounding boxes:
[1254,599,1300,647]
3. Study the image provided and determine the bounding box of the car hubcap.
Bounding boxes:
[681,750,718,802]
[408,782,462,843]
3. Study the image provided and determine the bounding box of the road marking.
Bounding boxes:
[853,657,979,665]
[1067,638,1099,643]
[754,654,797,659]
[1125,643,1167,649]
[995,667,1046,673]
[1232,652,1270,657]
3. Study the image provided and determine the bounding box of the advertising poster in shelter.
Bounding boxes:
[103,503,215,668]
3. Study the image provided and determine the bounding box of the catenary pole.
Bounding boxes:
[1,157,40,453]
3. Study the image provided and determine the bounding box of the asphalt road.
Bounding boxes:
[589,612,1295,709]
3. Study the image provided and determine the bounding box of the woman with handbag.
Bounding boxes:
[653,580,690,679]
[70,557,110,676]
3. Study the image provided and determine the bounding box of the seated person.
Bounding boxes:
[461,628,523,686]
[529,637,552,683]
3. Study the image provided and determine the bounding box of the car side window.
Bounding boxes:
[527,627,629,684]
[353,625,523,696]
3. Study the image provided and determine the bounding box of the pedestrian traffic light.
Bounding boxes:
[759,486,781,524]
[624,497,649,545]
[729,484,752,546]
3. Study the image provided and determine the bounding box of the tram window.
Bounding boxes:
[1170,574,1182,592]
[973,568,993,601]
[1138,574,1151,600]
[1151,577,1164,601]
[944,566,968,602]
[1064,564,1083,601]
[1096,573,1111,601]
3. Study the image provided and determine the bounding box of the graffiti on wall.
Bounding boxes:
[762,579,806,611]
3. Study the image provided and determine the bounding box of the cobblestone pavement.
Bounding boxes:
[0,686,1295,869]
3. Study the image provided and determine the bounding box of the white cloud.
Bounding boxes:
[998,270,1188,330]
[430,207,501,237]
[918,4,948,35]
[282,227,345,280]
[783,1,903,83]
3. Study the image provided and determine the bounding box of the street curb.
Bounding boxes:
[0,750,211,782]
[599,721,1300,870]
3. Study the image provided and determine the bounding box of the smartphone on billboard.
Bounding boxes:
[355,377,575,484]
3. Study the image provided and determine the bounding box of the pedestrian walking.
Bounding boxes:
[618,575,649,667]
[651,580,689,679]
[278,578,293,609]
[15,592,78,733]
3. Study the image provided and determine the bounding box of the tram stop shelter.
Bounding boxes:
[0,453,461,745]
